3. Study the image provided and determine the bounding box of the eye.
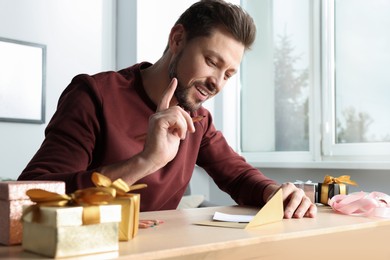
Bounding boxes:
[224,73,232,80]
[206,57,217,67]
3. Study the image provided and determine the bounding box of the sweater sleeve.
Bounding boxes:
[18,75,102,193]
[196,113,278,207]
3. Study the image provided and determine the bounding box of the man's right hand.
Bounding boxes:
[140,78,195,171]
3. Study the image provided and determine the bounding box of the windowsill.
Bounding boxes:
[248,160,390,170]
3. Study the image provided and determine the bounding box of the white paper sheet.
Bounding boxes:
[213,212,255,223]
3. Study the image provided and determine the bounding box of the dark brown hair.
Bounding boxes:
[166,0,256,52]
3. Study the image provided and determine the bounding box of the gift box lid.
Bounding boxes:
[23,205,121,227]
[0,181,65,201]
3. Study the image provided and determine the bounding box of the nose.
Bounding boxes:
[208,72,225,94]
[205,78,219,95]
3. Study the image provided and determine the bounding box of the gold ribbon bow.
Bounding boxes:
[323,175,358,186]
[91,172,147,197]
[320,175,358,205]
[91,172,147,240]
[23,184,117,225]
[23,173,146,226]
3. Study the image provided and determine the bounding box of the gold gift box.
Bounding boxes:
[0,181,65,245]
[22,204,121,258]
[110,193,140,241]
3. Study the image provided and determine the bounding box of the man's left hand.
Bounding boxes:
[264,183,317,218]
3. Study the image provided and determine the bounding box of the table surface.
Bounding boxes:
[2,205,390,259]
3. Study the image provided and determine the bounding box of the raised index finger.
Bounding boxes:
[157,78,177,112]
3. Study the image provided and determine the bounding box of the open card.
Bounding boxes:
[195,189,284,229]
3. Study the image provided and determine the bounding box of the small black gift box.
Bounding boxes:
[317,183,348,205]
[317,175,357,205]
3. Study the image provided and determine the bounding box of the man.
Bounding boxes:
[18,0,316,219]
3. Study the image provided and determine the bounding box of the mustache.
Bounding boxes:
[193,80,217,95]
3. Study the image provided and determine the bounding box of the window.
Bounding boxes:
[239,0,390,168]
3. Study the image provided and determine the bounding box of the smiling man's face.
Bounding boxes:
[169,27,244,112]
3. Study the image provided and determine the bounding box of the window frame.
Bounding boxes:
[235,0,390,170]
[321,0,390,165]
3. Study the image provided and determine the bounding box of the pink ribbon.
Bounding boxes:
[328,191,390,218]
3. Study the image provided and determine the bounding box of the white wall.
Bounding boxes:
[0,0,115,180]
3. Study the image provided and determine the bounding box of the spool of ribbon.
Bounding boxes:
[23,185,117,225]
[320,175,358,205]
[329,191,390,218]
[91,172,147,197]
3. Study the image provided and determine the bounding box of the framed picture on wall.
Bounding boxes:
[0,37,46,124]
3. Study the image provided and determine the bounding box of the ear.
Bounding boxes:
[168,24,186,54]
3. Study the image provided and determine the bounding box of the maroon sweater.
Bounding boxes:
[18,63,277,211]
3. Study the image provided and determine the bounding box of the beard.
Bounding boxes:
[168,52,203,112]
